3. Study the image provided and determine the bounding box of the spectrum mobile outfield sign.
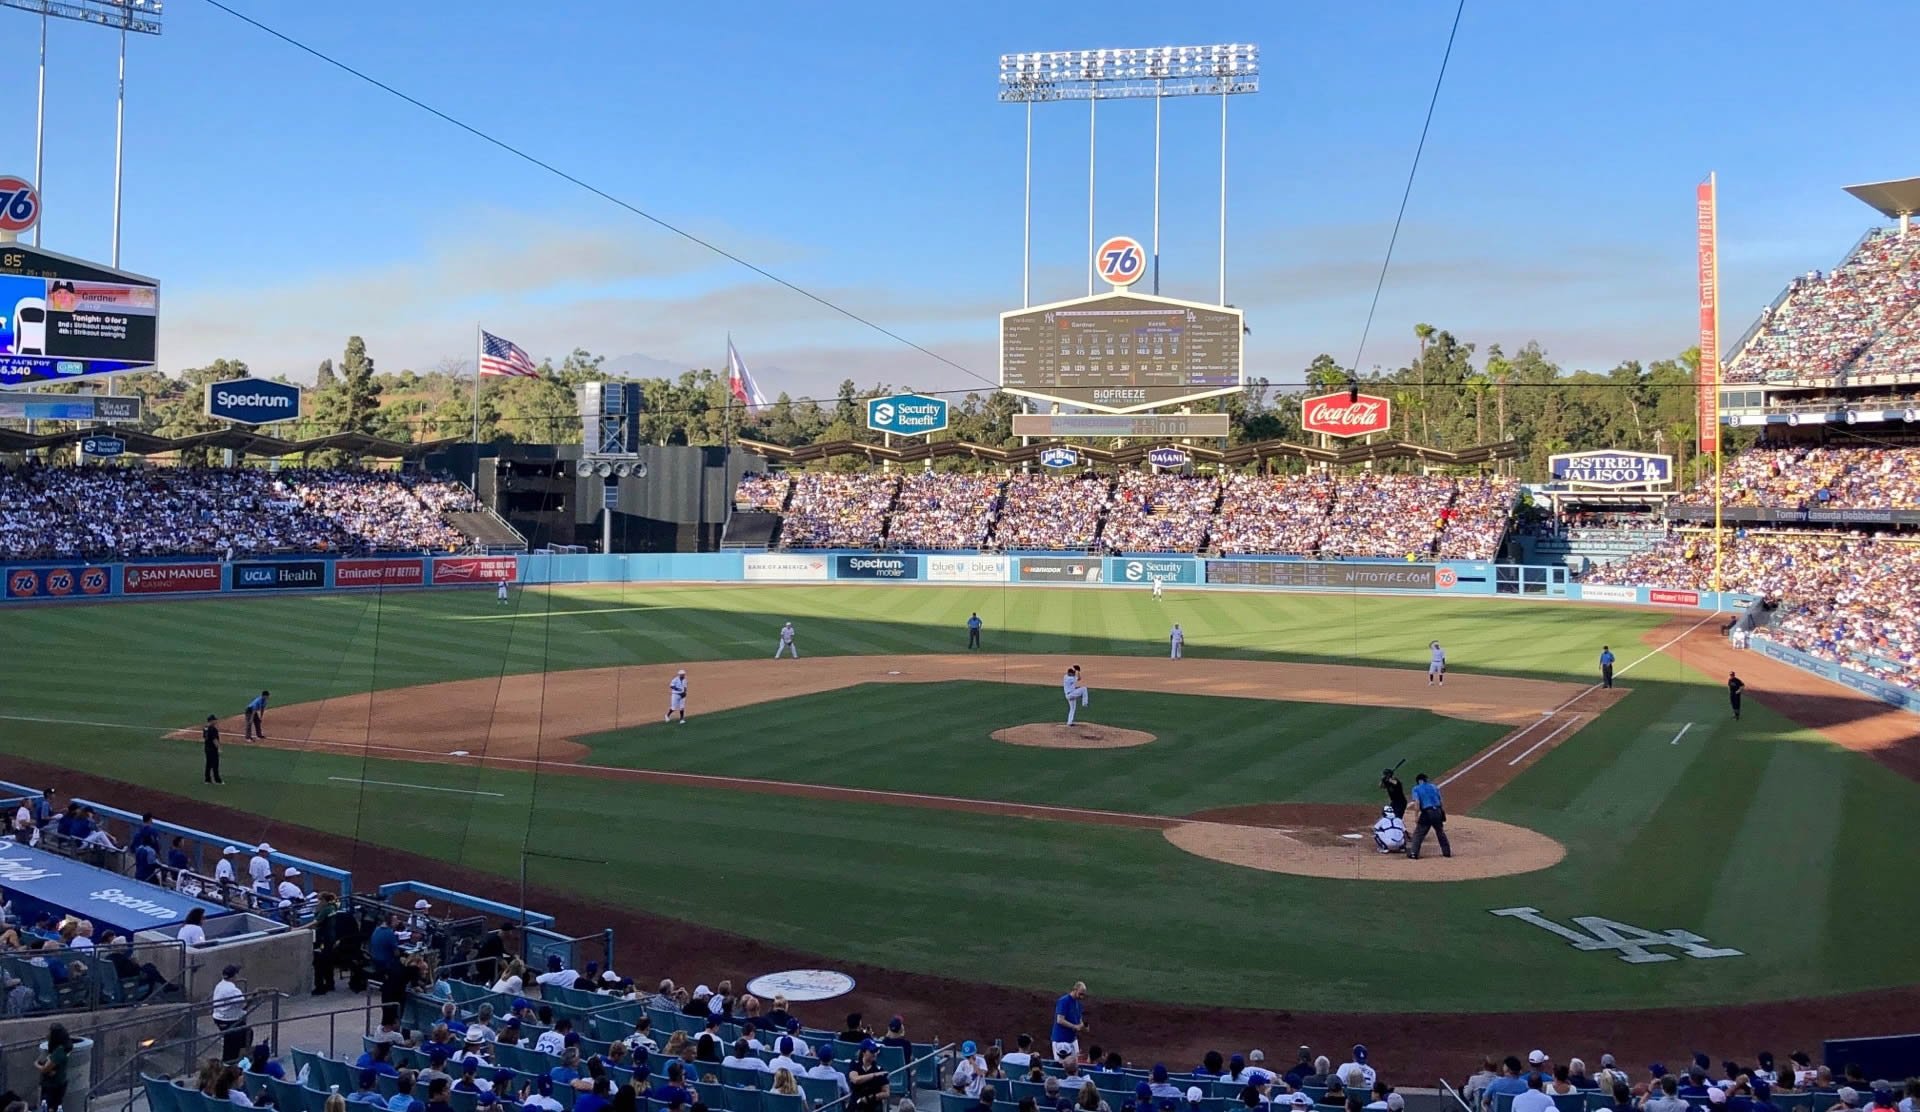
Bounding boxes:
[865,394,949,436]
[205,378,301,425]
[1549,450,1673,488]
[834,554,920,579]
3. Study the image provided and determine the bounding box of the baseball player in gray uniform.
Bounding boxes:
[775,621,799,659]
[1428,641,1446,686]
[666,669,688,724]
[1063,665,1091,725]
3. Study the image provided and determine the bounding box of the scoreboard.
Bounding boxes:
[1205,561,1437,590]
[0,244,159,387]
[1000,291,1243,413]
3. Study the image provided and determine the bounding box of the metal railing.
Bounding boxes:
[1,988,283,1107]
[781,1041,952,1112]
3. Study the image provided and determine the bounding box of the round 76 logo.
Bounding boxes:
[1095,236,1146,287]
[0,176,40,234]
[8,569,40,597]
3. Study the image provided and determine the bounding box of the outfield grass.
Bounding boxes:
[574,680,1509,814]
[1,584,1915,1012]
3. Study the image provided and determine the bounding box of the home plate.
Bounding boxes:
[449,750,471,757]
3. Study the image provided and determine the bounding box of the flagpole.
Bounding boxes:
[723,333,733,455]
[472,324,481,494]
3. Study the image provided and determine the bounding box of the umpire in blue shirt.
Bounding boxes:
[1599,646,1615,689]
[1407,773,1451,860]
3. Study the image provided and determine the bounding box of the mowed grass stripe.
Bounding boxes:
[574,681,1506,815]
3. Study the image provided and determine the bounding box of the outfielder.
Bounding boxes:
[1427,641,1446,687]
[665,669,688,724]
[497,580,510,605]
[1169,623,1184,660]
[1063,665,1091,725]
[1151,576,1163,601]
[1371,806,1406,853]
[775,621,799,659]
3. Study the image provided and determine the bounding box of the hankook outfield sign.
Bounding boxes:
[205,378,301,425]
[1548,450,1672,488]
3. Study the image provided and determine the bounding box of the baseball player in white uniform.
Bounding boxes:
[1372,806,1407,853]
[775,621,799,659]
[1428,641,1446,686]
[497,580,510,605]
[1151,576,1163,601]
[1169,624,1184,660]
[1063,665,1091,725]
[666,669,688,724]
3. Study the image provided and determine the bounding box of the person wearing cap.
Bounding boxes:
[416,1049,453,1087]
[952,1042,988,1097]
[880,1017,913,1059]
[346,1070,384,1106]
[1338,1047,1376,1091]
[244,690,270,741]
[203,715,225,785]
[1144,1065,1183,1103]
[770,1036,808,1081]
[209,963,251,1060]
[849,1042,889,1112]
[1237,1050,1271,1086]
[805,1044,852,1100]
[248,844,274,892]
[357,1042,400,1080]
[1052,982,1089,1064]
[647,1062,695,1108]
[535,954,581,992]
[276,867,307,907]
[388,1071,425,1112]
[1371,806,1407,854]
[214,845,240,889]
[521,1076,562,1112]
[667,670,689,724]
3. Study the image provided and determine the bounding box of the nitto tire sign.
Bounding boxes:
[231,561,325,591]
[835,555,919,580]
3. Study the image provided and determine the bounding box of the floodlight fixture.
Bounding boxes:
[0,0,163,36]
[998,43,1258,102]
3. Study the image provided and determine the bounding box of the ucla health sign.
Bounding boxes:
[1549,450,1672,487]
[865,394,949,436]
[206,378,301,425]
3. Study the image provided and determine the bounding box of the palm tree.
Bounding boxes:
[1484,351,1512,440]
[1413,324,1436,445]
[1465,373,1491,443]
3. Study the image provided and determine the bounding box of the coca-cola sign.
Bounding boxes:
[1301,392,1392,438]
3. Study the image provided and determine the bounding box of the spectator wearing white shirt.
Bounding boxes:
[1001,1034,1035,1073]
[1511,1074,1552,1112]
[534,1019,571,1056]
[805,1046,851,1100]
[1338,1046,1377,1091]
[214,846,239,887]
[177,907,208,946]
[248,844,274,892]
[951,1042,986,1097]
[723,1040,769,1074]
[768,1037,807,1080]
[211,963,249,1059]
[534,955,580,991]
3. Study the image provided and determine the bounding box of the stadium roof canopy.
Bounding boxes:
[0,424,455,458]
[1843,176,1920,220]
[739,436,1523,469]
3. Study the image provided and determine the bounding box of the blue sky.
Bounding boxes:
[2,0,1915,400]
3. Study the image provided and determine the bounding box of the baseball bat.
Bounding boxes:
[1391,757,1406,772]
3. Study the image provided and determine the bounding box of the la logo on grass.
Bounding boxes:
[1491,907,1743,965]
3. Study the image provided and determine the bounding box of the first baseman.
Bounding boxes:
[666,669,688,724]
[244,690,269,740]
[1427,641,1446,686]
[1063,665,1091,725]
[775,621,799,659]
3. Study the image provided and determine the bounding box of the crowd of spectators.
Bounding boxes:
[1725,228,1920,384]
[0,466,479,560]
[1674,444,1920,510]
[886,472,1001,551]
[991,475,1112,551]
[1099,474,1220,554]
[1852,304,1920,378]
[1584,529,1920,688]
[1211,474,1335,556]
[776,473,899,549]
[732,474,790,513]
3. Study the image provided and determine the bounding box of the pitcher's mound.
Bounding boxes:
[1164,814,1563,881]
[993,723,1156,750]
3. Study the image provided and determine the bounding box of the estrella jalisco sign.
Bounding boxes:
[205,378,301,425]
[1549,450,1673,488]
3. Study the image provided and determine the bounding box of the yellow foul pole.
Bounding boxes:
[1697,173,1724,593]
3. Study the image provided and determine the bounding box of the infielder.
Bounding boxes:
[1371,806,1406,853]
[1169,624,1184,660]
[244,690,269,741]
[1063,665,1091,725]
[775,621,799,659]
[1427,641,1446,687]
[1151,576,1163,601]
[665,669,688,724]
[497,580,510,605]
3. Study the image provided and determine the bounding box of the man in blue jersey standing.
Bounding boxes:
[1406,774,1452,860]
[1051,981,1088,1064]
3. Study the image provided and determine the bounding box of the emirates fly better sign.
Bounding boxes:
[1300,392,1391,438]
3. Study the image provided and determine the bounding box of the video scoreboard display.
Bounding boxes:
[0,244,160,387]
[1205,561,1437,591]
[1000,292,1243,413]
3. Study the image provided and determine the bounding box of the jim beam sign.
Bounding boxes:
[1301,392,1392,439]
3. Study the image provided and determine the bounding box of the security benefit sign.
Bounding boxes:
[206,378,301,425]
[1108,557,1199,585]
[865,394,949,437]
[1549,450,1673,489]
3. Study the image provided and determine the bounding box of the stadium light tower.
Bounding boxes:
[1,0,165,259]
[999,43,1259,305]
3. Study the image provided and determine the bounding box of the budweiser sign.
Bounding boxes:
[1301,392,1392,438]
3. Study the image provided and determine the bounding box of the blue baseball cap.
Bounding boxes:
[494,1071,515,1086]
[1153,1065,1169,1082]
[817,1046,834,1063]
[536,1077,552,1095]
[359,1070,378,1089]
[429,1049,448,1063]
[1352,1046,1368,1065]
[861,1039,880,1053]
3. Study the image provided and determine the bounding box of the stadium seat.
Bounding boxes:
[760,1093,806,1112]
[798,1076,844,1105]
[1493,1094,1518,1112]
[449,1089,481,1112]
[265,1076,306,1112]
[144,1075,180,1112]
[940,1093,982,1112]
[1009,1080,1049,1103]
[723,1066,770,1090]
[1553,1095,1586,1112]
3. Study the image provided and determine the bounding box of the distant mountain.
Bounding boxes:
[604,351,696,378]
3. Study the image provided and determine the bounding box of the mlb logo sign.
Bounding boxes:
[1039,447,1079,469]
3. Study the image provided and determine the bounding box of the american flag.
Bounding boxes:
[478,330,540,378]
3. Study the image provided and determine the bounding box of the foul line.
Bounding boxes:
[1439,612,1721,789]
[1506,716,1584,766]
[326,776,505,798]
[1670,723,1693,746]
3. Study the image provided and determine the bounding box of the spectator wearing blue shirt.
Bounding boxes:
[133,842,160,883]
[368,918,399,969]
[647,1062,693,1108]
[132,814,161,852]
[355,1043,399,1079]
[1051,982,1088,1063]
[574,1077,613,1112]
[166,837,191,873]
[1480,1058,1529,1112]
[386,1072,424,1112]
[349,1070,385,1105]
[1406,774,1451,860]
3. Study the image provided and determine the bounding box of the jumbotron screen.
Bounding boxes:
[0,244,159,387]
[1000,292,1243,411]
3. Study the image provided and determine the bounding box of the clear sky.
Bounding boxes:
[2,0,1915,400]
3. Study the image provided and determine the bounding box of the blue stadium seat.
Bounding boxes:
[798,1076,844,1106]
[760,1094,806,1112]
[723,1086,763,1112]
[723,1066,770,1090]
[1553,1094,1587,1112]
[144,1076,181,1112]
[939,1094,981,1112]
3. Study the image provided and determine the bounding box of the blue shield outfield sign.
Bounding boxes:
[1549,450,1672,488]
[205,378,301,425]
[1038,447,1079,469]
[866,394,949,436]
[80,435,125,457]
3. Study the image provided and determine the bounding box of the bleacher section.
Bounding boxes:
[1724,227,1920,384]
